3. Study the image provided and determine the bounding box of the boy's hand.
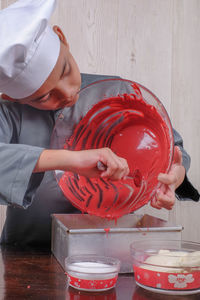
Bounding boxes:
[151,146,185,210]
[68,147,129,180]
[34,147,129,181]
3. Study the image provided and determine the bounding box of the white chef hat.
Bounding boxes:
[0,0,60,99]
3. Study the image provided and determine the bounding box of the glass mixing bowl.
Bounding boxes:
[130,239,200,295]
[51,79,174,219]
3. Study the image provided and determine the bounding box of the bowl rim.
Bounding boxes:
[130,239,200,256]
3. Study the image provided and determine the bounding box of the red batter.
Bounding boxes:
[104,228,111,237]
[59,83,172,219]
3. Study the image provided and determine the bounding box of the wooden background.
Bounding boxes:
[0,0,200,241]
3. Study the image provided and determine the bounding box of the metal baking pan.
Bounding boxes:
[51,213,182,273]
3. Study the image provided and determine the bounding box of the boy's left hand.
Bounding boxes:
[151,146,185,210]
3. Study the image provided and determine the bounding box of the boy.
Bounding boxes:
[0,0,199,245]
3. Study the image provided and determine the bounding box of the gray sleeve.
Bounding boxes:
[173,128,199,201]
[0,143,44,208]
[0,102,45,208]
[173,128,191,172]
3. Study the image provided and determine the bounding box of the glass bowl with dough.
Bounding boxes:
[130,239,200,295]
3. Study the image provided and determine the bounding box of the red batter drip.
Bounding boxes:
[59,83,172,219]
[104,228,111,237]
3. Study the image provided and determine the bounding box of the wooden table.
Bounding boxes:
[0,245,199,300]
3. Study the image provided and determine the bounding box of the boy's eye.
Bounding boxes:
[38,93,50,103]
[30,92,51,104]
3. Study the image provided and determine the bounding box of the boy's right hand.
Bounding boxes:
[34,148,129,181]
[68,147,129,180]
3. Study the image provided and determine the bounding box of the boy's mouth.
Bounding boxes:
[60,91,80,108]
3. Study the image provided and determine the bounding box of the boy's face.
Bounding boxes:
[3,26,81,111]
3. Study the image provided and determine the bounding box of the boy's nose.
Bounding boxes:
[53,82,74,99]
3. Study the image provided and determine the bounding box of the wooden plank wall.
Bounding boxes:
[0,0,199,241]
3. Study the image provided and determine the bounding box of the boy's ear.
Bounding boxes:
[53,25,69,48]
[1,94,16,102]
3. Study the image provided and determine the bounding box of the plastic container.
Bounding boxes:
[65,255,120,292]
[130,239,200,295]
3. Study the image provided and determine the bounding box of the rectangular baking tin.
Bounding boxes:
[51,214,182,273]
